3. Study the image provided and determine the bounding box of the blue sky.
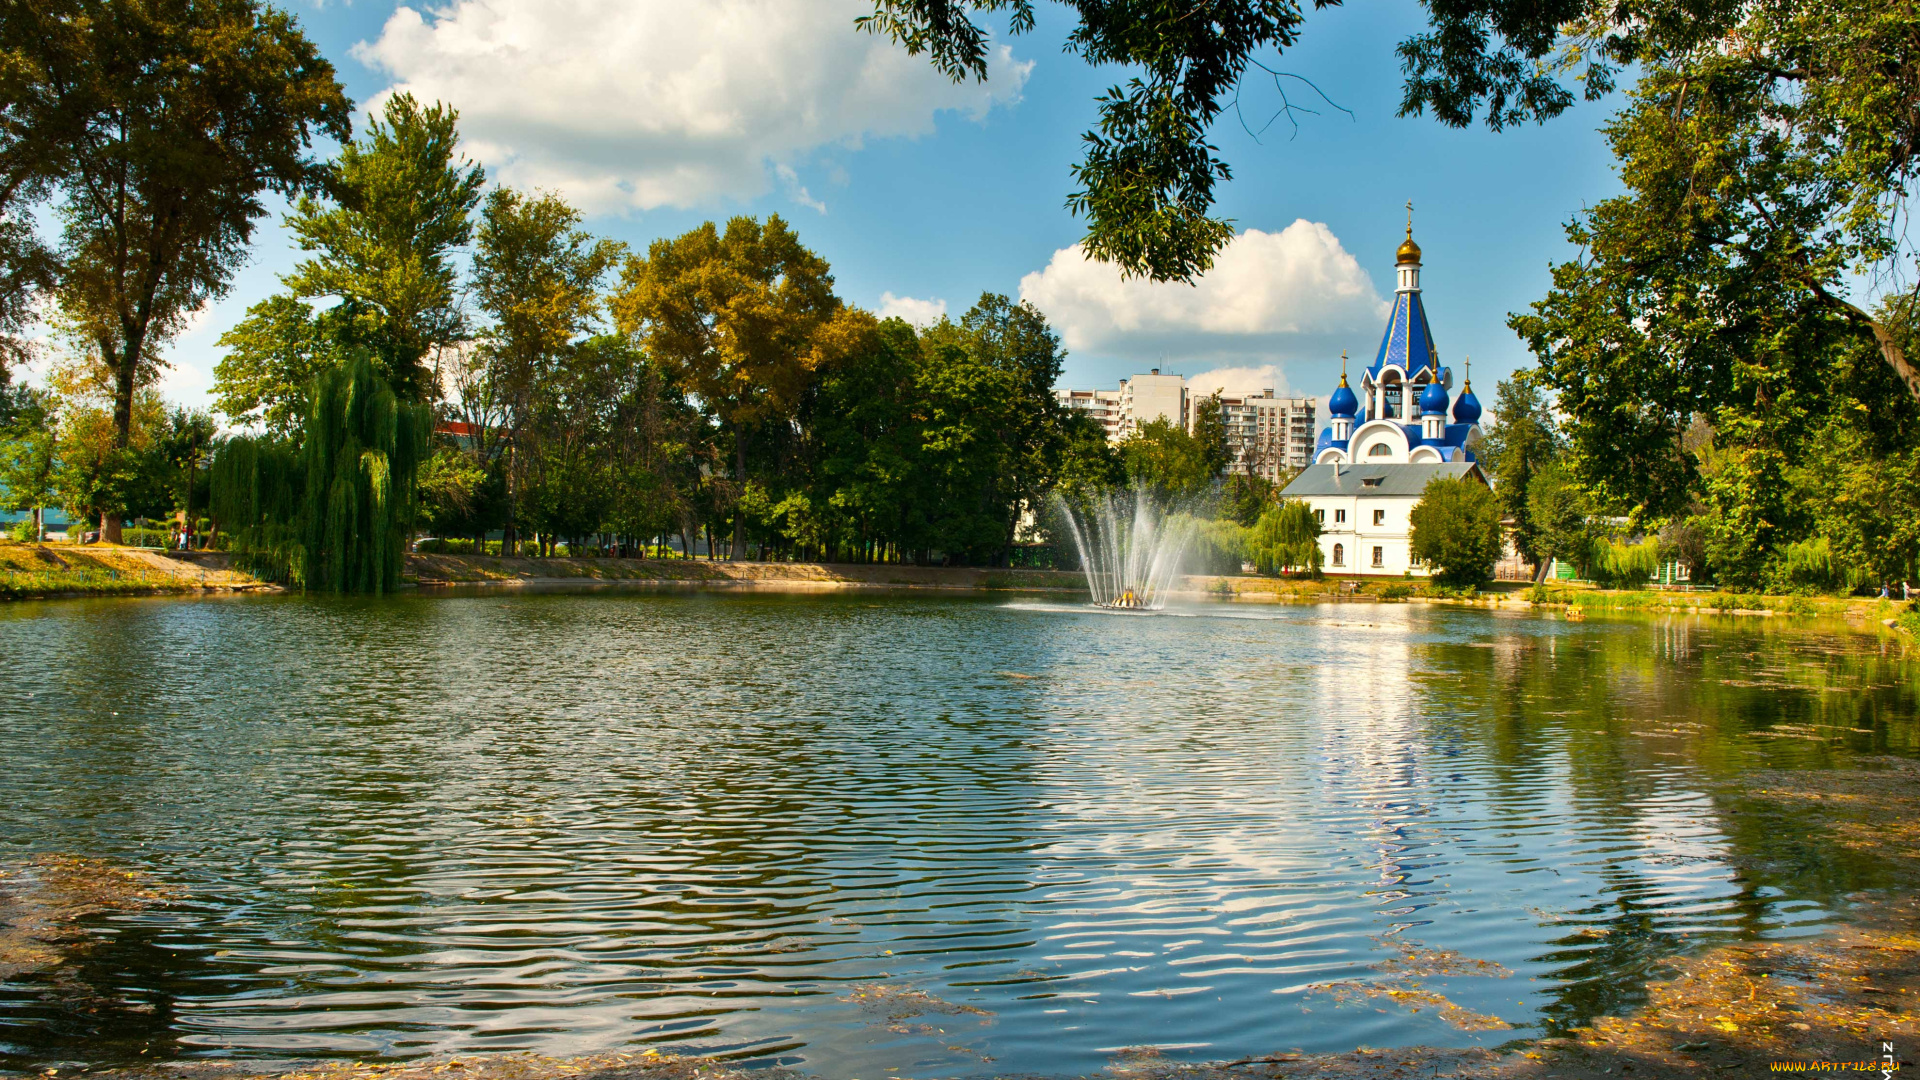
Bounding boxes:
[140,0,1627,415]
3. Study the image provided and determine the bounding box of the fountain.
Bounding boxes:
[1055,489,1196,610]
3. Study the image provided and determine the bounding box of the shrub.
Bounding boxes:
[1408,476,1503,587]
[122,527,171,548]
[1379,583,1413,600]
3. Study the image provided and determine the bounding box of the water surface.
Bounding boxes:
[0,591,1914,1075]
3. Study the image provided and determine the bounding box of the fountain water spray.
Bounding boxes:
[1055,489,1195,609]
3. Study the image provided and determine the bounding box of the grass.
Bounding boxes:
[1520,580,1902,621]
[0,542,255,599]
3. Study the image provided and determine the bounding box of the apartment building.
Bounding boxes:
[1212,390,1319,480]
[1054,369,1188,442]
[1115,370,1188,437]
[1055,387,1124,441]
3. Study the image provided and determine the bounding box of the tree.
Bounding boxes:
[1526,460,1593,580]
[612,216,839,560]
[1221,472,1278,527]
[1478,375,1560,570]
[472,187,623,552]
[158,406,217,541]
[1119,418,1213,502]
[1408,474,1502,587]
[19,0,349,544]
[212,296,347,439]
[212,356,431,592]
[0,389,58,540]
[1189,390,1231,479]
[862,0,1338,282]
[1247,498,1322,575]
[282,95,484,402]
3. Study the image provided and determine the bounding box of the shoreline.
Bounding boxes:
[1,546,1911,638]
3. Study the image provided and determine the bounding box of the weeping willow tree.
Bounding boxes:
[212,357,431,593]
[1248,499,1323,576]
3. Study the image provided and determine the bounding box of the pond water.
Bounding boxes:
[0,590,1915,1076]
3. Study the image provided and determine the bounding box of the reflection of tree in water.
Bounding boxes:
[1419,611,1918,1034]
[0,861,188,1068]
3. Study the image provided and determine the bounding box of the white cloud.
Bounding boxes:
[876,292,947,327]
[354,0,1032,215]
[1186,364,1292,398]
[1019,220,1389,366]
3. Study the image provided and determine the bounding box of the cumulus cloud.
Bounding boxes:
[1186,364,1293,398]
[354,0,1032,215]
[1019,220,1389,367]
[876,292,947,327]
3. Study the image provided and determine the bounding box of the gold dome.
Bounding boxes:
[1396,228,1422,264]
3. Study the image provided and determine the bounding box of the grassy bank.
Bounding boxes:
[407,552,1088,593]
[0,543,267,600]
[1517,580,1912,626]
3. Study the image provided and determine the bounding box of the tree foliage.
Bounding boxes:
[859,0,1331,282]
[1408,474,1503,587]
[1478,375,1560,566]
[212,357,430,592]
[13,0,349,471]
[1247,498,1321,575]
[282,94,484,403]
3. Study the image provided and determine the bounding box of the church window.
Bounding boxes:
[1335,509,1346,523]
[1372,546,1384,567]
[1332,543,1344,566]
[1373,509,1386,526]
[1368,443,1392,458]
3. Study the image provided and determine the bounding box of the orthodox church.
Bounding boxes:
[1279,223,1490,576]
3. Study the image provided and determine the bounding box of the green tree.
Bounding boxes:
[158,406,217,542]
[1189,390,1231,479]
[1247,498,1322,575]
[1119,417,1212,502]
[0,389,58,540]
[20,0,349,537]
[612,216,839,560]
[282,94,484,402]
[1478,375,1560,569]
[1526,460,1594,580]
[212,296,354,438]
[1221,471,1277,527]
[1409,474,1503,587]
[212,356,431,592]
[471,187,622,552]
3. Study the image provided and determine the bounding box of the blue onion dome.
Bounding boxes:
[1453,379,1483,424]
[1418,379,1449,416]
[1328,372,1358,418]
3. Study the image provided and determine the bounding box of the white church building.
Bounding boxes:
[1280,225,1489,576]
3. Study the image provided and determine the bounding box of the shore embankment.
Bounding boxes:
[405,552,1090,593]
[0,543,270,600]
[4,546,1914,640]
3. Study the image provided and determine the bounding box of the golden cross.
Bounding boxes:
[1405,200,1414,235]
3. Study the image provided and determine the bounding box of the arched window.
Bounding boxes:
[1368,442,1393,458]
[1332,543,1345,566]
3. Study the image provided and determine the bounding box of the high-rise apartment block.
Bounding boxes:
[1055,368,1189,441]
[1214,390,1320,480]
[1056,371,1318,478]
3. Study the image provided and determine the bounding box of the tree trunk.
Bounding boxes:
[1817,289,1920,403]
[731,425,748,561]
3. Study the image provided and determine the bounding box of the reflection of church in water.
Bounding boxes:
[1280,222,1490,576]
